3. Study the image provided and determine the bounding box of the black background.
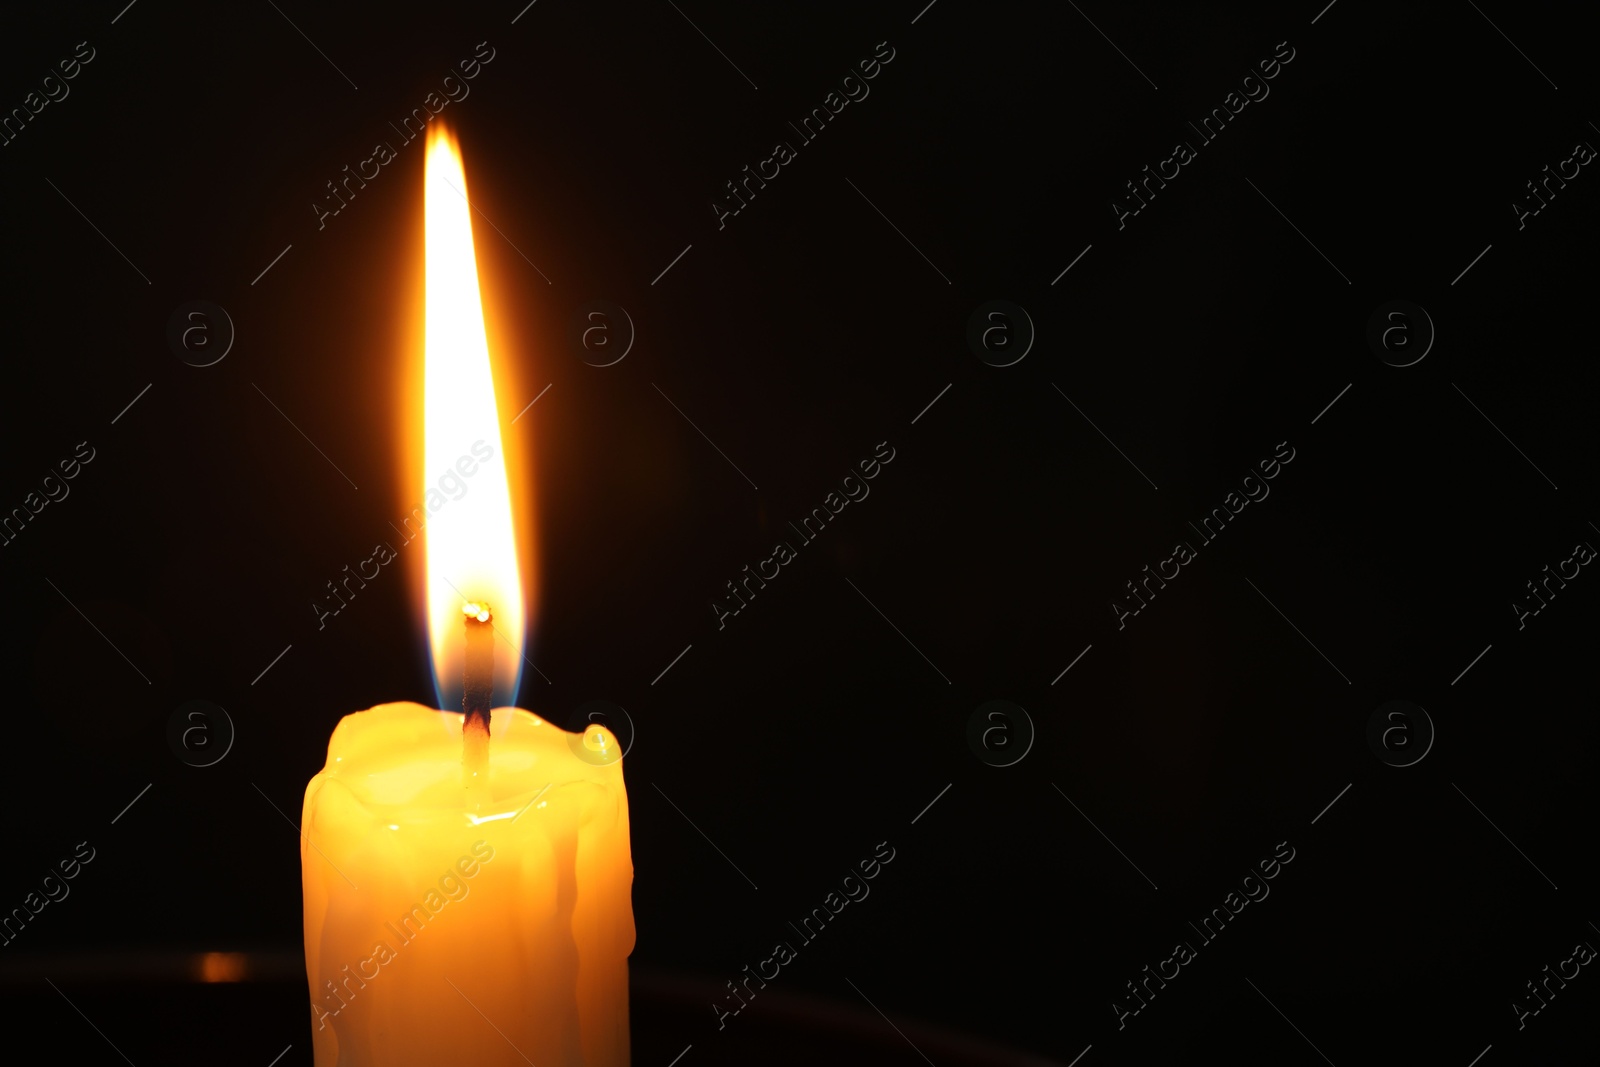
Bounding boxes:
[0,1,1596,1064]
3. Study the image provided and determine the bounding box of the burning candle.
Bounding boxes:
[300,125,633,1066]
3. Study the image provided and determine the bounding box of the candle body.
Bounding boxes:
[302,702,633,1066]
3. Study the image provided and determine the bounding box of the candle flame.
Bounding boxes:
[422,124,525,713]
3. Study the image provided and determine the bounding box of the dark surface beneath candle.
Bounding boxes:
[0,1,1596,1065]
[0,956,1051,1065]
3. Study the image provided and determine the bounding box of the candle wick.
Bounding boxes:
[462,602,494,788]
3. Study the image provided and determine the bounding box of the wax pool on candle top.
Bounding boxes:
[301,701,633,1067]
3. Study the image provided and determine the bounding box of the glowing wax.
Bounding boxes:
[301,701,632,1066]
